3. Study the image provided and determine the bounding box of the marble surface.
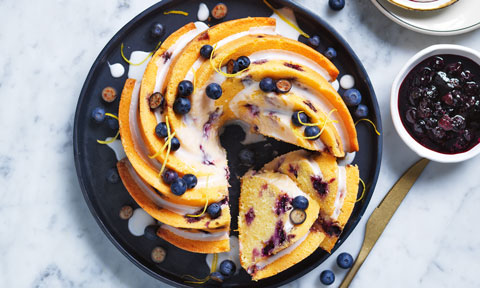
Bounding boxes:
[1,0,480,287]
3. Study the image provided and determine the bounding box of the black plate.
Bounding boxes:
[73,0,382,287]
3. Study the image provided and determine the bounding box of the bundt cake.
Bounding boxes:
[107,11,362,278]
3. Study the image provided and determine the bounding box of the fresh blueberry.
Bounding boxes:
[207,203,222,219]
[144,224,159,240]
[343,89,362,107]
[162,169,179,184]
[183,174,197,189]
[227,59,239,74]
[337,252,354,269]
[324,47,337,59]
[200,44,214,59]
[354,104,369,118]
[209,271,224,283]
[292,196,309,210]
[292,111,309,126]
[259,77,276,92]
[169,136,181,151]
[177,80,194,97]
[91,107,106,123]
[150,22,165,39]
[304,126,321,139]
[106,167,119,184]
[219,260,236,277]
[173,97,191,115]
[206,83,223,100]
[328,0,345,11]
[276,79,292,93]
[155,122,168,138]
[237,56,251,70]
[320,270,335,285]
[106,117,119,131]
[171,178,187,196]
[238,148,255,166]
[308,35,320,48]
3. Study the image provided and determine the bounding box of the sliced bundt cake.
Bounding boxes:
[238,170,320,278]
[264,150,359,252]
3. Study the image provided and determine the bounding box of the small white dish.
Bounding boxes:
[388,0,457,11]
[371,0,480,35]
[391,44,480,163]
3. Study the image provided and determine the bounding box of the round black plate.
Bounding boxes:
[73,0,382,287]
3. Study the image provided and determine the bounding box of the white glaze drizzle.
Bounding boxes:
[162,224,229,241]
[269,7,301,41]
[197,3,209,21]
[340,74,355,90]
[128,208,155,236]
[128,51,151,80]
[107,62,125,78]
[106,139,126,160]
[332,166,347,220]
[331,79,340,91]
[337,152,356,166]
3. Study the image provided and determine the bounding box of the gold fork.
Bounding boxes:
[339,158,430,288]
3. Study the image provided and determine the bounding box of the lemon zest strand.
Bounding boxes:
[209,44,248,78]
[164,10,189,16]
[148,131,176,159]
[297,109,339,127]
[182,274,210,284]
[211,253,218,273]
[159,116,172,176]
[356,178,366,203]
[97,130,120,144]
[120,41,161,66]
[355,118,381,136]
[105,113,118,120]
[186,176,210,218]
[263,0,310,38]
[303,109,338,140]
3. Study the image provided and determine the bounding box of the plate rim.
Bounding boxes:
[73,0,383,287]
[372,0,480,36]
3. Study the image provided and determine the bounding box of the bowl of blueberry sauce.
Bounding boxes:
[391,44,480,162]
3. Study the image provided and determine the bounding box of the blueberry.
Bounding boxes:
[169,136,180,151]
[337,252,353,269]
[182,174,197,189]
[177,80,194,97]
[237,56,251,70]
[227,59,239,74]
[328,0,345,11]
[155,122,168,138]
[343,89,362,107]
[292,196,309,210]
[106,117,119,131]
[324,47,337,59]
[219,260,236,277]
[354,104,369,118]
[207,203,222,219]
[91,107,106,123]
[209,271,224,283]
[144,224,159,240]
[171,178,187,196]
[292,111,309,126]
[150,22,164,39]
[200,44,214,59]
[162,169,179,184]
[276,79,292,93]
[304,126,321,139]
[259,77,276,92]
[238,148,255,166]
[320,270,335,285]
[206,83,223,100]
[307,35,320,48]
[106,167,120,184]
[289,209,307,225]
[173,97,191,115]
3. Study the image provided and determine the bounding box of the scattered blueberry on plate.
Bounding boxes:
[308,35,320,48]
[106,117,119,131]
[328,0,345,11]
[210,271,224,283]
[354,104,369,118]
[106,167,120,184]
[219,260,236,277]
[324,47,337,60]
[320,269,335,285]
[150,22,165,39]
[337,252,354,269]
[343,89,362,107]
[91,107,106,123]
[144,224,159,240]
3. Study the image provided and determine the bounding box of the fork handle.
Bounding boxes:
[339,243,371,288]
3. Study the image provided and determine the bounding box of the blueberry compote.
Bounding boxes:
[399,55,480,154]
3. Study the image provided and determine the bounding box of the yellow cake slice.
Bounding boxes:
[238,170,320,276]
[264,150,359,252]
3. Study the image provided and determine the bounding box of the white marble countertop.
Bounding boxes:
[1,0,480,287]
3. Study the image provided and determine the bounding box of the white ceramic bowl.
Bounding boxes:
[391,44,480,163]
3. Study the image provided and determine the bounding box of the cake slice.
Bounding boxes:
[264,150,359,252]
[238,170,320,278]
